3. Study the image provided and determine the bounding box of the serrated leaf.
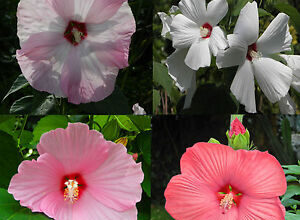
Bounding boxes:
[2,75,29,101]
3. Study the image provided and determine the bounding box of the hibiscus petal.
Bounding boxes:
[85,0,127,24]
[234,1,259,45]
[37,123,110,174]
[257,13,292,55]
[216,34,248,68]
[170,14,201,49]
[8,153,65,213]
[207,0,228,26]
[83,143,143,212]
[183,73,197,109]
[180,143,236,190]
[72,191,137,220]
[209,26,228,56]
[231,150,287,198]
[178,0,207,25]
[278,94,296,115]
[280,55,300,92]
[158,12,172,37]
[230,60,256,113]
[238,196,285,220]
[252,57,293,103]
[46,0,74,21]
[166,49,196,92]
[185,39,211,70]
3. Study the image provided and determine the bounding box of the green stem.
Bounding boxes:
[17,115,28,157]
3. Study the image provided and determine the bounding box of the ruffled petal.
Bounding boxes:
[46,0,74,21]
[238,196,285,220]
[230,60,256,113]
[178,0,207,25]
[8,153,65,213]
[158,12,172,38]
[83,143,143,212]
[72,191,137,220]
[180,143,237,191]
[280,55,300,92]
[216,34,248,68]
[209,26,228,56]
[166,49,196,92]
[257,13,292,55]
[183,73,197,109]
[231,150,287,198]
[37,123,110,174]
[185,39,211,70]
[207,0,228,26]
[233,1,258,45]
[170,14,201,49]
[278,94,296,115]
[252,57,293,103]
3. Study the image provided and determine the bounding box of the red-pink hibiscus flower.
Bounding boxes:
[164,142,286,220]
[8,123,143,219]
[17,0,135,104]
[229,118,246,137]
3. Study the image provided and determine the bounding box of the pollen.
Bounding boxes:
[220,193,234,213]
[64,20,88,46]
[64,179,79,203]
[200,23,212,38]
[247,43,262,61]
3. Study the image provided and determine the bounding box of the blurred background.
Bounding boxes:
[152,114,300,219]
[153,0,300,114]
[0,0,152,114]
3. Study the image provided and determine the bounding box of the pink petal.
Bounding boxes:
[46,0,74,21]
[180,143,237,191]
[231,150,287,198]
[83,143,143,212]
[37,123,110,174]
[229,118,246,137]
[8,153,65,213]
[85,0,127,24]
[60,44,118,104]
[238,196,285,219]
[72,191,137,220]
[165,174,238,220]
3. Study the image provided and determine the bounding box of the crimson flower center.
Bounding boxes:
[218,185,242,214]
[62,173,85,204]
[247,43,261,61]
[200,23,212,38]
[64,20,88,46]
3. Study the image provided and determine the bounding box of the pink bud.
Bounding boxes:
[132,153,138,161]
[229,118,246,138]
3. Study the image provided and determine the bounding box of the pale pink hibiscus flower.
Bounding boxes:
[17,0,135,104]
[165,142,286,220]
[216,1,293,113]
[8,123,143,219]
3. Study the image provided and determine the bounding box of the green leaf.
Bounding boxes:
[128,115,151,131]
[114,116,139,132]
[0,115,17,136]
[281,118,292,151]
[208,138,220,144]
[101,119,120,141]
[32,115,68,144]
[135,130,151,166]
[232,0,249,16]
[141,162,151,197]
[0,188,49,219]
[2,75,29,101]
[281,184,300,203]
[258,8,273,18]
[0,131,22,188]
[137,193,151,220]
[282,198,300,207]
[10,95,55,115]
[153,89,160,113]
[283,165,300,175]
[285,211,300,220]
[275,2,300,33]
[93,115,111,130]
[286,175,298,183]
[12,130,33,147]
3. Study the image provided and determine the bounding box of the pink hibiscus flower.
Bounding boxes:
[165,142,286,220]
[17,0,135,104]
[229,118,246,138]
[8,123,143,219]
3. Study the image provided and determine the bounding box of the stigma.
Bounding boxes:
[247,43,262,61]
[200,23,212,38]
[64,179,79,203]
[220,193,234,213]
[64,20,88,46]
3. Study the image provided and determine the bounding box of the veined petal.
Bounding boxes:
[257,13,292,55]
[46,0,74,21]
[83,143,143,212]
[252,57,293,103]
[278,94,296,115]
[230,60,256,113]
[166,49,196,92]
[183,73,197,109]
[207,0,228,26]
[234,1,259,45]
[216,34,248,68]
[170,14,201,49]
[280,55,300,92]
[8,153,65,213]
[185,39,211,70]
[178,0,207,25]
[209,26,228,56]
[158,12,172,38]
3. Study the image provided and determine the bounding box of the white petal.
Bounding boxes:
[281,55,300,92]
[170,5,180,14]
[178,0,207,25]
[166,49,196,92]
[257,13,292,55]
[209,26,228,56]
[170,14,200,49]
[233,1,259,45]
[183,73,197,109]
[230,60,256,113]
[216,34,248,68]
[278,94,296,115]
[185,39,211,70]
[207,0,228,26]
[158,12,172,38]
[252,57,293,103]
